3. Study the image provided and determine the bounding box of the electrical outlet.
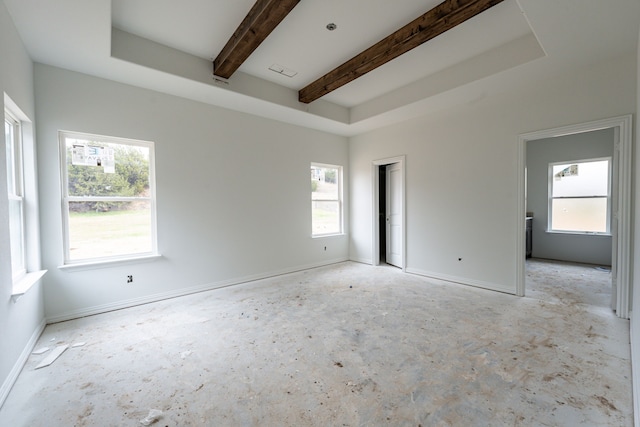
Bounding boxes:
[127,275,133,283]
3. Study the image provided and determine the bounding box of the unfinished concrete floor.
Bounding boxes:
[0,260,632,426]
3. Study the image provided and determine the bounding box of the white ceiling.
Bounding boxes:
[111,0,531,107]
[3,0,640,136]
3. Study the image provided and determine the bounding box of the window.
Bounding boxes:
[311,163,342,236]
[5,110,26,279]
[60,131,157,263]
[549,158,611,234]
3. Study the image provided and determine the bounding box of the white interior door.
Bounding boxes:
[386,163,403,268]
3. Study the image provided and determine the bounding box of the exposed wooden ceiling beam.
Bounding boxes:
[214,0,300,79]
[298,0,505,104]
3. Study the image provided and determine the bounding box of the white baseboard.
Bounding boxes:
[405,267,515,295]
[46,258,349,324]
[349,257,373,265]
[630,310,639,427]
[0,318,46,409]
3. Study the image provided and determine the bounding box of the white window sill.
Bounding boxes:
[11,270,47,303]
[58,254,162,272]
[545,230,612,237]
[312,233,345,239]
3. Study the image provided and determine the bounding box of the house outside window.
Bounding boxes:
[59,131,157,263]
[311,163,342,236]
[5,110,26,279]
[549,158,611,234]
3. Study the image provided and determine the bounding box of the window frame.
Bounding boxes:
[59,130,158,265]
[547,157,612,235]
[5,109,26,280]
[311,162,343,237]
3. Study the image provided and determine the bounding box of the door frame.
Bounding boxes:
[372,155,406,270]
[516,115,632,318]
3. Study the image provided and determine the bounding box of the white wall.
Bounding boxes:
[34,64,349,321]
[0,1,45,406]
[631,24,640,427]
[526,129,614,265]
[349,52,636,294]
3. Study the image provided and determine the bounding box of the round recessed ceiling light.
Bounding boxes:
[326,23,337,31]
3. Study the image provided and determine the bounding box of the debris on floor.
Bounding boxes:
[139,409,163,426]
[35,345,69,369]
[72,342,86,348]
[31,347,49,355]
[1,261,631,426]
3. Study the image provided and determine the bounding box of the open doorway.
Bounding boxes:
[525,129,614,309]
[378,165,387,264]
[372,156,405,269]
[517,115,632,318]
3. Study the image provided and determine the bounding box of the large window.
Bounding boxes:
[549,158,610,234]
[311,163,342,236]
[5,110,25,279]
[60,131,157,263]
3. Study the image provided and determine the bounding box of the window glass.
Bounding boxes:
[552,161,609,197]
[551,198,607,233]
[549,159,610,233]
[60,132,156,263]
[65,138,149,197]
[5,118,16,193]
[5,111,25,277]
[311,164,342,236]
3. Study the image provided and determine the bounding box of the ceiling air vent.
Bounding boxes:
[268,64,297,78]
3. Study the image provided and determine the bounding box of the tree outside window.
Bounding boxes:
[60,131,157,263]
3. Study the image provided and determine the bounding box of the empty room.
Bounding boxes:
[1,0,640,425]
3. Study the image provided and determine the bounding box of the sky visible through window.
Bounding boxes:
[550,159,609,233]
